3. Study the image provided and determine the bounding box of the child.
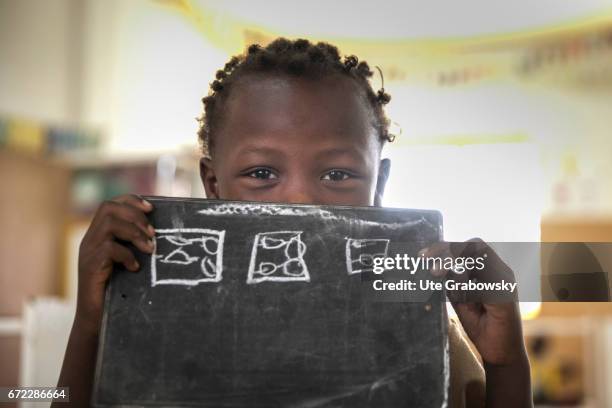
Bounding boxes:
[56,38,532,407]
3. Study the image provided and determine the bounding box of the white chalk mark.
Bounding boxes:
[161,247,199,265]
[345,238,390,275]
[164,236,192,246]
[151,228,225,286]
[283,258,307,277]
[358,253,375,266]
[201,236,220,254]
[261,236,287,249]
[200,257,218,278]
[247,231,310,284]
[258,262,278,276]
[197,203,431,230]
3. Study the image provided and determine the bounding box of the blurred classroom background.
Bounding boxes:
[1,0,612,406]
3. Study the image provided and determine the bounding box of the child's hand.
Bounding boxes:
[420,239,527,365]
[75,194,155,334]
[420,239,532,407]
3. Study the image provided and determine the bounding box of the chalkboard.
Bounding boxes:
[93,198,447,407]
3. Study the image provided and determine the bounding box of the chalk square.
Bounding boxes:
[151,228,225,286]
[345,238,390,275]
[247,231,310,284]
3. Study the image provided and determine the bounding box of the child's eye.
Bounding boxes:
[321,170,351,181]
[246,168,278,180]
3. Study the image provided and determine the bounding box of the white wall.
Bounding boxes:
[81,0,229,154]
[0,0,81,124]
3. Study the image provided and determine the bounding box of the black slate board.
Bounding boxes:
[93,198,448,407]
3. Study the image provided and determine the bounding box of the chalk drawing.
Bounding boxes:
[247,231,310,283]
[197,203,432,230]
[345,238,390,275]
[151,228,225,286]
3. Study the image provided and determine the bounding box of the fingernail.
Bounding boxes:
[133,261,140,270]
[142,199,153,209]
[147,225,155,237]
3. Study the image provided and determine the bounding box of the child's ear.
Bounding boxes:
[200,158,219,199]
[374,158,391,206]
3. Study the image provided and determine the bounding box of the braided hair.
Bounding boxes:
[197,37,393,158]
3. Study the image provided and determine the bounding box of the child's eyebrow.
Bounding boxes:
[315,147,362,157]
[231,144,372,164]
[314,146,371,162]
[233,145,284,159]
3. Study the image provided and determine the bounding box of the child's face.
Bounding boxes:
[200,74,390,206]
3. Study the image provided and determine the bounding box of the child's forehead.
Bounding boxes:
[219,74,376,140]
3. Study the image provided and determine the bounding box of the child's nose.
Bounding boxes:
[282,192,317,205]
[281,184,318,205]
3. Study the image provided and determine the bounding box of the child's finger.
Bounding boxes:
[418,242,453,277]
[114,203,156,238]
[458,238,517,286]
[113,194,154,213]
[104,241,141,272]
[95,200,155,238]
[101,215,155,254]
[418,241,449,257]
